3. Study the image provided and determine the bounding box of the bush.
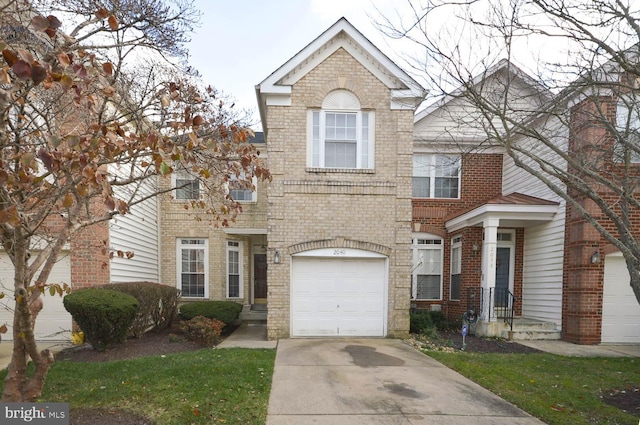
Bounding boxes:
[179,301,243,327]
[63,288,138,351]
[100,282,181,338]
[410,310,436,336]
[179,316,225,346]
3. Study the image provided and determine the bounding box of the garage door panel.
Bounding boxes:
[602,255,640,343]
[0,253,72,341]
[291,256,386,337]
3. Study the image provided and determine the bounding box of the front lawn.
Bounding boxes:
[2,348,275,425]
[427,351,639,425]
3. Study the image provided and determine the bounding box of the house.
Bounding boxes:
[4,17,638,346]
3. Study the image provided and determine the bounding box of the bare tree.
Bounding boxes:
[376,0,640,304]
[0,0,269,401]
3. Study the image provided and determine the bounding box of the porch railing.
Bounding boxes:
[489,287,515,331]
[469,287,515,331]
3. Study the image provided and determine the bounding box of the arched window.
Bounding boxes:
[615,97,640,163]
[307,90,375,169]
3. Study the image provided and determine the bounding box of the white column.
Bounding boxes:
[481,218,499,321]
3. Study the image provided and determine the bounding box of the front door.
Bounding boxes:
[494,247,511,307]
[494,231,515,308]
[253,253,267,304]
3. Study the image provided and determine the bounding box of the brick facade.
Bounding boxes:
[264,48,414,339]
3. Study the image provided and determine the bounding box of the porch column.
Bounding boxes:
[481,218,499,321]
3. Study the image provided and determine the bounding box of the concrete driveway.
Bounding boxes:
[267,338,546,425]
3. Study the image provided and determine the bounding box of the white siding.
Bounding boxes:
[109,174,160,283]
[503,117,567,326]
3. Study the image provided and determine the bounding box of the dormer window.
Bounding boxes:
[308,90,375,169]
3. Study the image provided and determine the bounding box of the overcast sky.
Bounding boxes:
[187,0,405,130]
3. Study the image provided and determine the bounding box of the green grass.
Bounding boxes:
[427,351,639,425]
[2,348,275,425]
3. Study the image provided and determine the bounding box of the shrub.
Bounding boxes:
[100,282,181,338]
[63,288,138,351]
[179,316,225,346]
[179,301,243,327]
[410,310,435,336]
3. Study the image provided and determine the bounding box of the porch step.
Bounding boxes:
[239,305,267,323]
[505,318,561,341]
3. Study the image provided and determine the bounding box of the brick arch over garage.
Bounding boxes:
[288,237,392,257]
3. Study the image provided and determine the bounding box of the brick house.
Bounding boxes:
[7,18,639,345]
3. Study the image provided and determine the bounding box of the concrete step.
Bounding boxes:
[239,305,267,323]
[505,318,561,340]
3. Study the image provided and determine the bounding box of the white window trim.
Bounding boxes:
[172,171,201,201]
[450,236,462,301]
[615,97,640,163]
[176,238,209,299]
[412,154,461,199]
[411,233,443,301]
[226,240,243,299]
[307,109,375,169]
[227,175,258,203]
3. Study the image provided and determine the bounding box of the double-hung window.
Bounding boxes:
[177,239,208,298]
[413,155,461,198]
[229,172,257,202]
[173,171,200,200]
[308,90,374,169]
[615,97,640,163]
[411,235,443,300]
[450,236,462,301]
[227,241,242,298]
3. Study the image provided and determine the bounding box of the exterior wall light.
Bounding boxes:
[591,250,600,264]
[274,250,281,264]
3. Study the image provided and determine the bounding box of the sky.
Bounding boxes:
[186,0,406,130]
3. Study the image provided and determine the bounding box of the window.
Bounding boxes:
[450,236,462,301]
[227,241,242,298]
[177,239,208,298]
[615,98,640,163]
[411,235,443,300]
[413,155,461,198]
[308,90,374,169]
[173,171,200,200]
[228,173,257,202]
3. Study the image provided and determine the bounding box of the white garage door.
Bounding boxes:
[602,254,640,343]
[291,253,387,337]
[0,253,72,341]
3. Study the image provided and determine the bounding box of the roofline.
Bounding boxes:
[256,17,427,130]
[445,203,559,232]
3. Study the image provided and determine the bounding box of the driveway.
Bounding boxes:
[267,338,546,424]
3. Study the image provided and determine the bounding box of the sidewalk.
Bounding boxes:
[216,323,277,349]
[0,340,72,370]
[518,340,640,357]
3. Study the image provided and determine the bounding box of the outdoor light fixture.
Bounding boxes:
[274,250,281,264]
[472,243,479,251]
[591,250,600,264]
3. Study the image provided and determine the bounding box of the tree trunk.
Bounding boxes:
[1,238,53,402]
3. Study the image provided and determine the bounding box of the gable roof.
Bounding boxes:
[445,192,559,232]
[255,17,426,132]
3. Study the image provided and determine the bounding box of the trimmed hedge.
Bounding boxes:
[63,288,138,351]
[100,282,181,338]
[179,301,243,327]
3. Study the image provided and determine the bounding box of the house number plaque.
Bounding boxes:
[333,249,346,256]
